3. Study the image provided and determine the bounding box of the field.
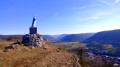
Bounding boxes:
[54,42,86,50]
[0,41,80,67]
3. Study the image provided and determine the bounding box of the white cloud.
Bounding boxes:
[88,4,98,7]
[72,11,112,23]
[100,0,111,6]
[73,6,87,10]
[115,0,120,3]
[87,16,99,20]
[73,4,97,10]
[85,12,108,21]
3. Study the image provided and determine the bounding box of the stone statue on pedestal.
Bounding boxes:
[22,16,45,47]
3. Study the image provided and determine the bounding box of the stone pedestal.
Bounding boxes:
[22,34,45,46]
[30,27,37,34]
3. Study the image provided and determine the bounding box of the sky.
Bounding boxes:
[0,0,120,35]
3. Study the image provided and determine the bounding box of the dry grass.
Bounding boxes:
[0,41,80,67]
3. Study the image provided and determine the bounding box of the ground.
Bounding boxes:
[0,41,80,67]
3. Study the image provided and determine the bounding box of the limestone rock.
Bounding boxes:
[22,34,45,46]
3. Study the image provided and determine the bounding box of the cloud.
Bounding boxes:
[73,16,99,23]
[86,12,105,20]
[73,4,97,10]
[88,4,98,7]
[100,0,111,6]
[71,11,113,23]
[87,16,99,20]
[115,0,120,3]
[73,6,87,10]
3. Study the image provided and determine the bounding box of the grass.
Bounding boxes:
[54,42,86,50]
[0,41,80,67]
[0,42,14,50]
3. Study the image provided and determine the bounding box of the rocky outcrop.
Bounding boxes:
[22,34,45,47]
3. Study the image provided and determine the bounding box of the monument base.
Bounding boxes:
[30,27,37,34]
[22,34,45,46]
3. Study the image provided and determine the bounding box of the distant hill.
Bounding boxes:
[0,35,58,42]
[51,35,60,39]
[42,35,58,42]
[57,34,69,39]
[0,33,95,42]
[59,33,95,42]
[0,35,23,41]
[0,35,23,39]
[83,29,120,45]
[52,34,69,39]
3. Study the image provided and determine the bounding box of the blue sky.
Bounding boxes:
[0,0,120,35]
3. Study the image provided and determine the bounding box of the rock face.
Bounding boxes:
[22,34,45,46]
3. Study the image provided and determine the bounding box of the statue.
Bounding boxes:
[31,16,36,27]
[30,16,37,34]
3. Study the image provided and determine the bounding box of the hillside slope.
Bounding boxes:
[83,29,120,45]
[0,41,80,67]
[83,29,120,56]
[60,33,95,42]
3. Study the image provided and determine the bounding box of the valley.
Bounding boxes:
[1,29,120,67]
